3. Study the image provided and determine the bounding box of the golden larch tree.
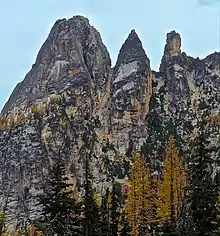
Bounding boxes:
[125,152,155,236]
[157,135,187,227]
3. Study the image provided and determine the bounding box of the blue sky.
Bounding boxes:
[0,0,220,110]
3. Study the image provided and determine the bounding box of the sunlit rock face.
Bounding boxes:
[0,16,219,228]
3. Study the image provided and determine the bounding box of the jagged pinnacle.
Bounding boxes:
[114,29,150,71]
[164,30,181,57]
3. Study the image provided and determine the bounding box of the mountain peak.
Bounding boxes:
[1,15,111,115]
[159,30,182,72]
[114,29,150,72]
[127,29,139,39]
[164,30,181,57]
[1,16,220,230]
[48,15,90,39]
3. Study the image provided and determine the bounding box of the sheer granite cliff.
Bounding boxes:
[0,16,219,228]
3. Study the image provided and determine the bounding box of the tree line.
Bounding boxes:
[0,133,219,235]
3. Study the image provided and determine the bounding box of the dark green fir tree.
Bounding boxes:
[186,134,219,236]
[100,188,110,235]
[82,152,101,236]
[118,210,130,236]
[109,182,121,236]
[38,158,82,236]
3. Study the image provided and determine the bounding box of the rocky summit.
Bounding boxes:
[0,15,219,229]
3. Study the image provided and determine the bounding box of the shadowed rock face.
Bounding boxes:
[0,15,219,228]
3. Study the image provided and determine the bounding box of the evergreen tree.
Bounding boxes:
[118,210,130,236]
[100,188,110,236]
[38,159,82,236]
[186,134,219,236]
[109,182,120,236]
[82,153,101,236]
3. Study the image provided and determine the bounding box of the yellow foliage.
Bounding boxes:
[27,224,35,236]
[124,111,131,121]
[0,111,27,131]
[0,212,7,235]
[0,212,5,221]
[8,115,15,127]
[59,118,67,129]
[208,114,220,124]
[0,116,8,130]
[94,191,102,207]
[97,130,110,142]
[65,106,78,119]
[15,225,43,236]
[156,136,187,224]
[31,104,40,113]
[16,112,26,124]
[125,152,155,236]
[36,231,43,236]
[50,94,61,105]
[31,103,44,119]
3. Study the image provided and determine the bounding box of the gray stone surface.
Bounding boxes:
[0,16,219,231]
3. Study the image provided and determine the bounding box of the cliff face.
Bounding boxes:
[144,31,220,170]
[0,16,219,227]
[2,16,111,115]
[110,29,151,154]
